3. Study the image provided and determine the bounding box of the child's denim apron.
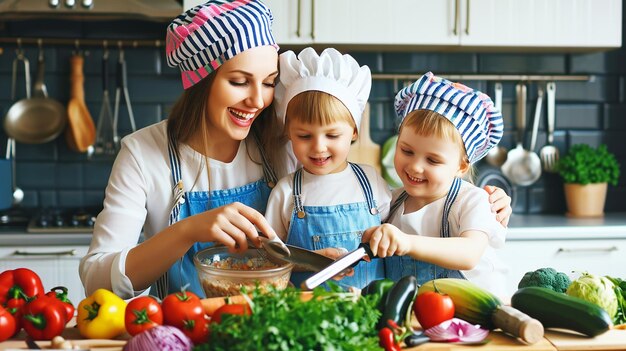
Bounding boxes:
[155,135,277,298]
[384,177,466,283]
[287,163,384,289]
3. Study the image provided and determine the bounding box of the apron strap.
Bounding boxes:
[386,191,409,223]
[156,136,186,299]
[292,169,305,219]
[251,129,278,188]
[349,163,379,215]
[292,163,379,219]
[441,177,462,238]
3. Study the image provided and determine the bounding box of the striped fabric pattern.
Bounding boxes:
[394,72,503,164]
[166,0,278,89]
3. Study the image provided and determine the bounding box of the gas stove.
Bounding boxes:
[26,208,98,233]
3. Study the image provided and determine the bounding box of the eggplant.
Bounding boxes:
[376,275,418,330]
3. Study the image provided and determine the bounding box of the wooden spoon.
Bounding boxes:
[65,54,96,152]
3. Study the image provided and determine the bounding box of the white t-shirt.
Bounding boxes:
[79,121,298,299]
[387,181,508,297]
[265,164,392,240]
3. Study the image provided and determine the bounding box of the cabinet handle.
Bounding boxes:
[556,246,618,254]
[465,0,470,35]
[12,249,77,257]
[453,0,460,35]
[296,0,301,37]
[310,0,315,40]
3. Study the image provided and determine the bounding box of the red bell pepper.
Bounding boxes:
[21,295,68,340]
[0,305,17,342]
[45,286,75,321]
[0,268,45,305]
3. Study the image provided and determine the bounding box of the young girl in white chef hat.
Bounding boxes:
[362,72,508,296]
[264,47,392,289]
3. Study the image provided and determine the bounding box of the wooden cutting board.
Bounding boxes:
[544,329,626,350]
[348,102,382,174]
[404,331,556,351]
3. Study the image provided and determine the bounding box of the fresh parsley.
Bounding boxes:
[194,283,382,351]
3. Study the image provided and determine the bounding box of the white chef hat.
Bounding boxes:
[275,47,371,132]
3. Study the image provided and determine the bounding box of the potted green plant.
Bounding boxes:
[557,144,621,217]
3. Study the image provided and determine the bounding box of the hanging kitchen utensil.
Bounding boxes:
[92,45,117,159]
[485,82,508,167]
[502,84,542,186]
[347,103,382,174]
[3,40,67,144]
[113,44,137,145]
[6,139,23,206]
[1,139,14,210]
[540,82,559,173]
[66,51,97,153]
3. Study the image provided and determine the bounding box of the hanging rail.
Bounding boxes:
[372,73,593,82]
[0,37,163,48]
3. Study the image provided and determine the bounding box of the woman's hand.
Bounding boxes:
[362,223,411,258]
[483,185,512,227]
[186,202,278,252]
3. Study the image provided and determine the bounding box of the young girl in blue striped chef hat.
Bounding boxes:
[264,47,392,289]
[362,72,509,297]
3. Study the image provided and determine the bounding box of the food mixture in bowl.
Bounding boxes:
[194,247,293,298]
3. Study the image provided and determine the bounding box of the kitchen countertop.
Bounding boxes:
[1,213,625,247]
[507,213,626,240]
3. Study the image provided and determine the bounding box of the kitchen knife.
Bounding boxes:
[302,243,375,290]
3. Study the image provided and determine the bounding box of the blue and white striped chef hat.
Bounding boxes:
[394,72,503,164]
[166,0,278,89]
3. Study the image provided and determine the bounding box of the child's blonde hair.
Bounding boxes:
[284,91,357,135]
[400,109,474,180]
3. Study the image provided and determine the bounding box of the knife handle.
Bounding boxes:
[353,243,375,267]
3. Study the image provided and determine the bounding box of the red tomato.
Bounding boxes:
[124,296,164,336]
[161,291,208,344]
[211,303,251,324]
[413,290,455,330]
[0,305,16,342]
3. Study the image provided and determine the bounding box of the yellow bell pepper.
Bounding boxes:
[77,288,127,339]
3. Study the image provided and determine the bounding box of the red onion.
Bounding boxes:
[424,318,489,343]
[123,325,193,351]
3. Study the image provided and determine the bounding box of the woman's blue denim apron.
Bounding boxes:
[287,163,384,289]
[384,177,466,284]
[155,135,277,298]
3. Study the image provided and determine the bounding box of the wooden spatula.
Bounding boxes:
[348,103,381,174]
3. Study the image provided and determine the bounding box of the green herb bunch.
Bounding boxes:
[194,283,381,351]
[557,144,620,185]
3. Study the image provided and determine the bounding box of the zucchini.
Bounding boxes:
[511,286,612,337]
[418,278,501,329]
[420,279,544,343]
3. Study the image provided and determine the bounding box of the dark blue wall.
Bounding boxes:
[1,18,624,214]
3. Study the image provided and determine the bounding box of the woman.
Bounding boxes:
[79,0,512,299]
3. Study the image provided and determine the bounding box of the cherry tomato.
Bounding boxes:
[125,296,163,336]
[413,290,455,330]
[211,303,251,324]
[161,291,208,344]
[0,305,16,342]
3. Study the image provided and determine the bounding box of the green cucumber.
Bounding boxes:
[511,286,612,337]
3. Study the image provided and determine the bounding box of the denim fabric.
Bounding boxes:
[167,179,273,297]
[286,168,384,289]
[384,256,465,285]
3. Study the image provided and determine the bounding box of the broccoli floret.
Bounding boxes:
[518,267,572,293]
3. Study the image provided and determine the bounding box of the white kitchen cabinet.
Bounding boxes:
[463,0,622,48]
[498,238,626,297]
[188,0,621,49]
[0,246,88,308]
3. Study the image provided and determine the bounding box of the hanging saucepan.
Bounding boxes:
[3,46,67,144]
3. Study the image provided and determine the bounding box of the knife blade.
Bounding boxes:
[302,243,375,290]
